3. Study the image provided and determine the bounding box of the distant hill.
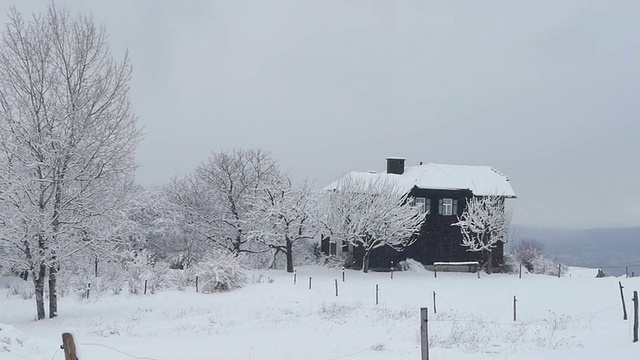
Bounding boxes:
[508,226,640,276]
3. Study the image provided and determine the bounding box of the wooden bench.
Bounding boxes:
[429,261,480,273]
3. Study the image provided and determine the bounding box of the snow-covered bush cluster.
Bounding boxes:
[510,240,567,276]
[195,250,247,293]
[397,258,427,273]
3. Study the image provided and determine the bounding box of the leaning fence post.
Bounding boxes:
[420,308,429,360]
[433,291,437,314]
[61,333,77,360]
[619,281,628,320]
[144,279,148,295]
[513,296,517,321]
[633,291,638,343]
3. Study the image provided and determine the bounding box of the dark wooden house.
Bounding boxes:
[322,157,516,271]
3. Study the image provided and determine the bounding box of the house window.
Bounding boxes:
[412,197,431,214]
[438,198,458,216]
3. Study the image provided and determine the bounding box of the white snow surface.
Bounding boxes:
[324,163,517,197]
[1,266,638,360]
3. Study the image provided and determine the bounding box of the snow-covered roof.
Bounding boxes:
[323,163,516,198]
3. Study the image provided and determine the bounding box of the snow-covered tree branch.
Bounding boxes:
[320,175,424,273]
[453,195,511,273]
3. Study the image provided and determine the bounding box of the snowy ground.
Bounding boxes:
[1,266,638,359]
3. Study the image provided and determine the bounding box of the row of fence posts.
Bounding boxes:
[68,277,640,360]
[618,281,639,342]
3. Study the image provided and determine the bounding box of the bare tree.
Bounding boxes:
[0,5,141,319]
[320,175,424,273]
[172,149,280,256]
[453,195,511,273]
[248,177,316,272]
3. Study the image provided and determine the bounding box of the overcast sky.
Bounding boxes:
[1,1,639,229]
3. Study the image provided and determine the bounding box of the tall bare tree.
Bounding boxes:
[0,5,141,319]
[453,195,511,273]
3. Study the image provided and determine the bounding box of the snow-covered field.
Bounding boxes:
[1,266,638,359]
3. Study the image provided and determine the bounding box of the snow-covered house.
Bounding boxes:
[322,157,516,270]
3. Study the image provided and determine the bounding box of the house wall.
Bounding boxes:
[368,188,505,269]
[323,188,507,270]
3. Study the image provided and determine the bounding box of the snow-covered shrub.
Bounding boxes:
[146,262,169,294]
[509,239,566,276]
[499,252,520,274]
[512,239,545,271]
[125,251,153,295]
[195,250,247,293]
[530,256,567,276]
[397,258,427,272]
[124,253,169,294]
[322,253,352,269]
[166,268,194,291]
[294,239,323,266]
[100,260,128,294]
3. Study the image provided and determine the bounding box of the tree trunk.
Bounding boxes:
[286,238,294,273]
[362,250,370,273]
[486,250,493,274]
[48,264,58,318]
[33,264,46,320]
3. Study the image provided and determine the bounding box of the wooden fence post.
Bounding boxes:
[195,275,199,293]
[433,291,437,314]
[342,267,345,282]
[619,281,628,320]
[86,283,90,299]
[434,264,437,279]
[144,279,148,295]
[390,261,394,279]
[513,296,517,321]
[420,308,429,360]
[558,264,561,278]
[633,291,638,343]
[519,264,522,279]
[626,266,629,278]
[309,277,312,290]
[335,279,338,297]
[293,270,297,285]
[61,333,78,360]
[375,284,379,305]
